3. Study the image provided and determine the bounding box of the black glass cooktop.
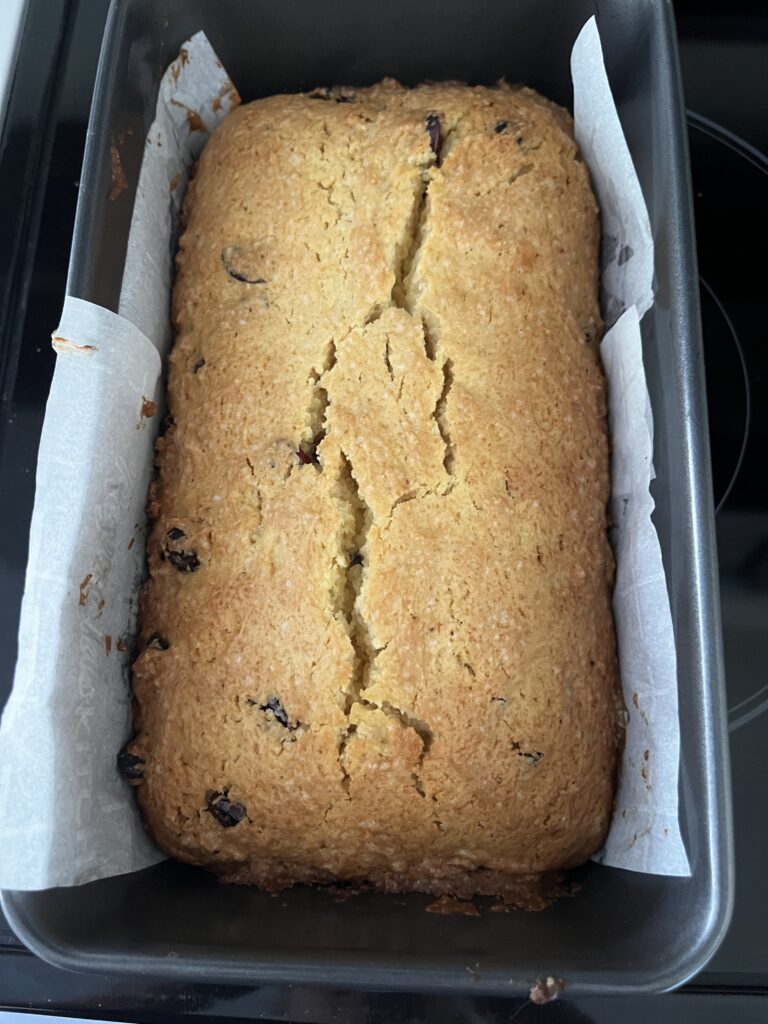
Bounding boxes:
[0,0,766,1019]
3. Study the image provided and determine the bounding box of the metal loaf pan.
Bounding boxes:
[1,0,733,995]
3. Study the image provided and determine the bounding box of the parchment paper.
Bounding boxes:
[0,299,164,888]
[0,20,689,890]
[573,19,689,875]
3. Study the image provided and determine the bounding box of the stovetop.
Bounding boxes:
[0,0,766,1019]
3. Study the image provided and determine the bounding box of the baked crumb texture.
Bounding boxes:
[130,80,620,907]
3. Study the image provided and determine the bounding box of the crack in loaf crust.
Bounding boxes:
[129,80,621,906]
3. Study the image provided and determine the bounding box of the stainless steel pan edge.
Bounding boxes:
[1,0,733,994]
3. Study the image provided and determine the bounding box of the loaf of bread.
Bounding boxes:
[128,80,621,906]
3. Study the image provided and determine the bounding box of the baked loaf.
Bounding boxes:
[129,80,621,905]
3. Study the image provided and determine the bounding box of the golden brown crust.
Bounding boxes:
[130,80,620,902]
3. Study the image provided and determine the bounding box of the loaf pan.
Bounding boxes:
[1,0,733,995]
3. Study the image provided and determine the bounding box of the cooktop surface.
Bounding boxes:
[0,0,766,1019]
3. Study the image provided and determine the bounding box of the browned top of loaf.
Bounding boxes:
[130,79,620,904]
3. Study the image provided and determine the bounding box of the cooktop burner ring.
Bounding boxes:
[687,110,768,178]
[687,110,766,516]
[698,275,751,516]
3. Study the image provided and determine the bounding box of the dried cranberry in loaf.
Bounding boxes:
[221,245,267,284]
[426,114,441,158]
[207,791,246,827]
[164,528,200,572]
[296,446,320,466]
[261,696,290,727]
[117,746,144,784]
[166,549,200,572]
